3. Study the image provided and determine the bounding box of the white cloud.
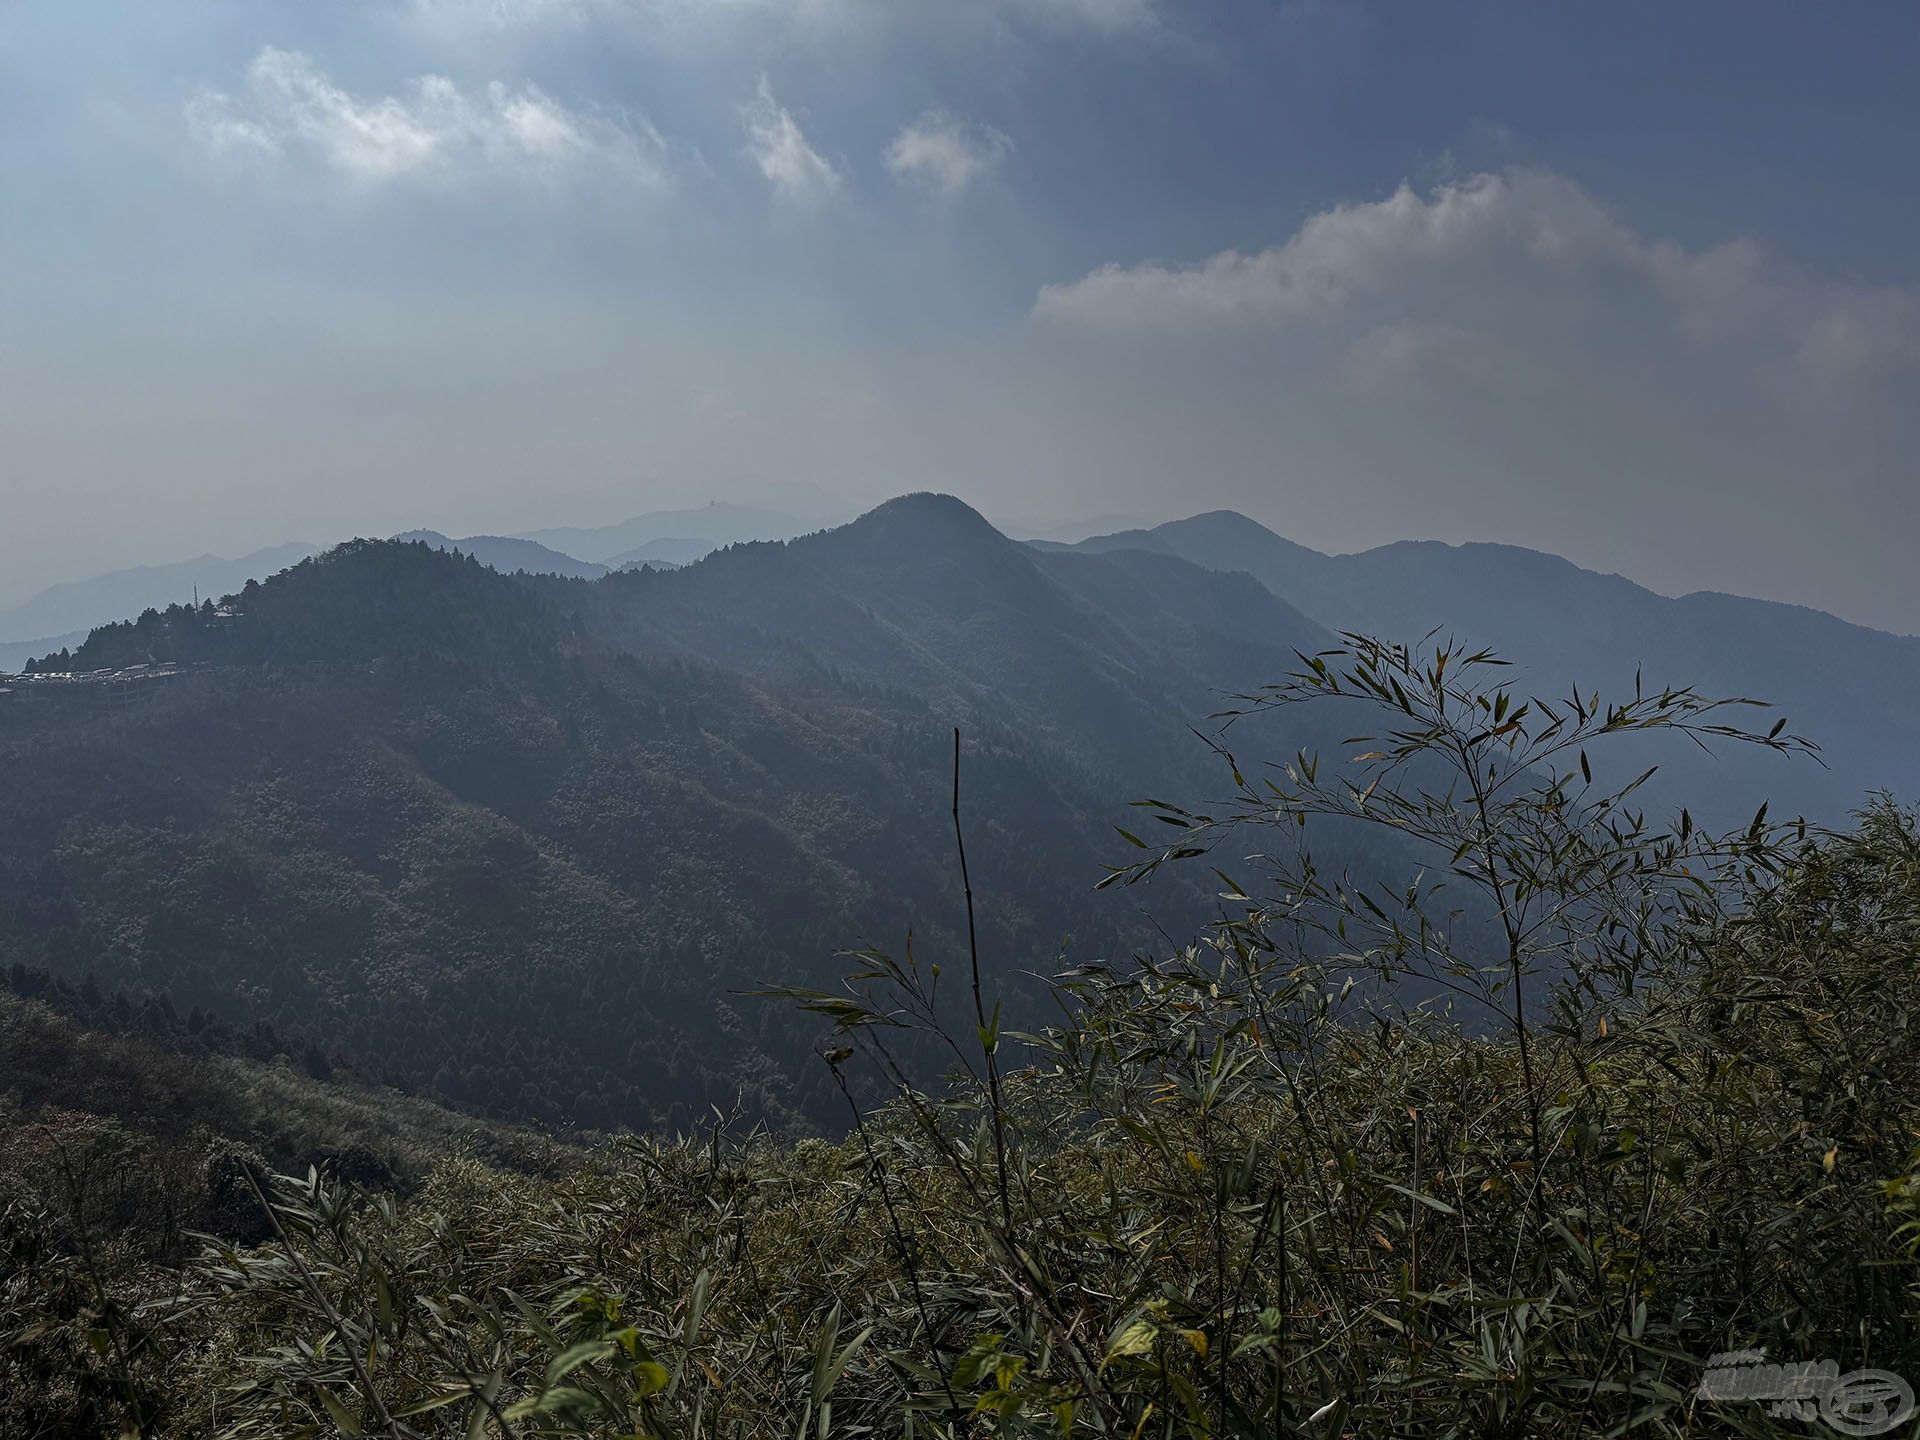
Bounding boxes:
[884,110,1010,196]
[186,48,666,186]
[1034,169,1920,401]
[1038,171,1629,327]
[741,76,841,205]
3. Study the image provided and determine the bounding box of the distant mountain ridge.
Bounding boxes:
[0,630,88,677]
[606,537,715,570]
[516,501,841,565]
[395,530,608,581]
[0,500,837,666]
[0,543,322,651]
[1057,510,1920,825]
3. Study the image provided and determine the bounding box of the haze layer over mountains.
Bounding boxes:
[11,492,1912,832]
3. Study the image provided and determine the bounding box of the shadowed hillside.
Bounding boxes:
[0,503,1375,1133]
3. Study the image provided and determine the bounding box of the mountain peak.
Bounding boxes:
[1155,510,1326,559]
[830,493,1009,551]
[860,492,997,526]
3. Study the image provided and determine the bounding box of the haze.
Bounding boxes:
[2,2,1915,632]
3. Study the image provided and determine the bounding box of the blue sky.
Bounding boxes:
[2,1,1916,630]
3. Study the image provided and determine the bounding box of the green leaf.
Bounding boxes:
[546,1338,617,1389]
[1103,1318,1157,1368]
[505,1385,600,1420]
[821,1325,874,1399]
[1386,1183,1458,1216]
[315,1387,363,1437]
[395,1388,473,1420]
[464,1366,505,1440]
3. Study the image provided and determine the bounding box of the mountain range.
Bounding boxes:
[395,530,612,581]
[0,504,842,674]
[1054,511,1918,826]
[0,498,1359,1131]
[512,500,840,565]
[398,530,705,578]
[1,495,1910,1135]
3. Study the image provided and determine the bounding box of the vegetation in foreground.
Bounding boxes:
[5,638,1917,1437]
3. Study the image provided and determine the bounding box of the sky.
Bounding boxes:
[1,1,1917,632]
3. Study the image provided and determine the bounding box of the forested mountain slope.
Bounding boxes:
[0,499,1359,1133]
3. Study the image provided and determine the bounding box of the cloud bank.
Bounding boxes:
[1035,169,1919,403]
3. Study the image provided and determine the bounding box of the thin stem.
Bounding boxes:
[953,728,1013,1240]
[1458,735,1544,1180]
